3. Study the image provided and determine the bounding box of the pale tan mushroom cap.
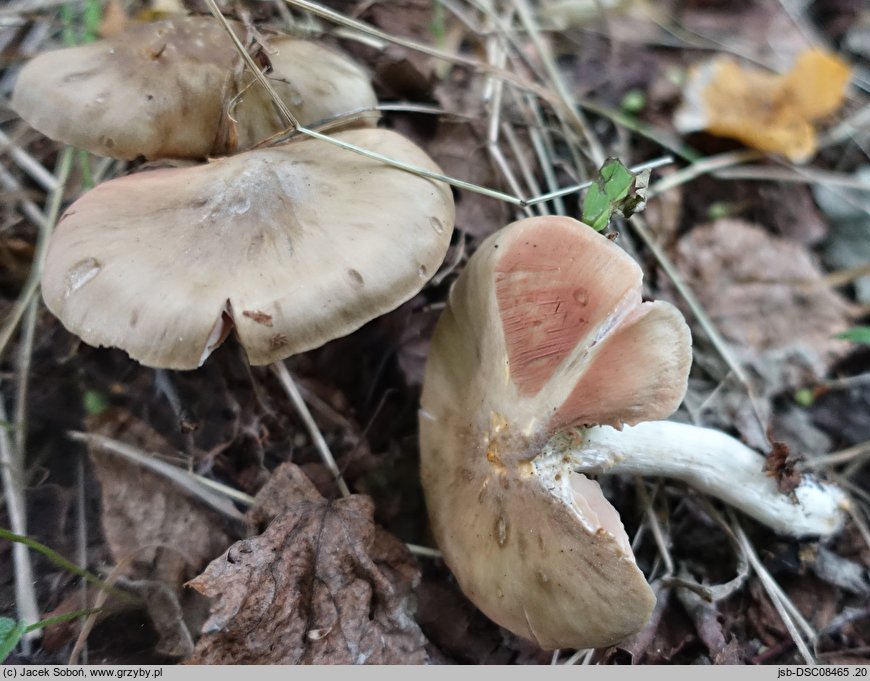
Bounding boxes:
[11,16,377,160]
[235,38,379,146]
[42,128,454,369]
[420,216,692,649]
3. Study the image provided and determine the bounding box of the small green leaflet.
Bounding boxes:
[836,326,870,345]
[0,617,26,662]
[581,158,650,231]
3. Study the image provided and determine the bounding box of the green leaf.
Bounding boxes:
[83,389,109,416]
[581,157,650,231]
[0,617,26,662]
[836,326,870,345]
[793,388,815,407]
[620,89,646,114]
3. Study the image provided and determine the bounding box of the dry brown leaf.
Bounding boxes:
[186,462,427,664]
[675,49,851,162]
[668,219,851,392]
[86,409,236,587]
[427,120,509,239]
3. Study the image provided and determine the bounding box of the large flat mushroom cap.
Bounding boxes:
[11,16,377,160]
[42,128,455,369]
[420,216,691,649]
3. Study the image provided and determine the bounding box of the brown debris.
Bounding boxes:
[763,439,802,495]
[427,120,509,239]
[86,409,235,587]
[241,310,273,326]
[669,219,852,392]
[186,462,427,664]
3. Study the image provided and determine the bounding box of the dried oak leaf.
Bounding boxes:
[427,120,509,239]
[186,462,427,664]
[675,49,850,162]
[668,219,852,392]
[86,408,235,587]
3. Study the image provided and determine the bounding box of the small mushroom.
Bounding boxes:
[419,215,847,650]
[42,128,454,369]
[11,15,377,160]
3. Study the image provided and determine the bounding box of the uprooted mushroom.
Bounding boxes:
[419,215,847,650]
[42,128,455,369]
[11,14,378,160]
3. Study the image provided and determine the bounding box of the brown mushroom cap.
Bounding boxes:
[41,128,454,369]
[11,16,377,160]
[420,216,691,649]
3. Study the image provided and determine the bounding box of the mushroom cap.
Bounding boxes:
[234,38,379,144]
[11,16,377,160]
[42,128,454,369]
[420,216,692,650]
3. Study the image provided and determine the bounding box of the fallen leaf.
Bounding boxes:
[427,120,510,239]
[668,219,852,393]
[86,409,236,587]
[675,49,851,162]
[122,579,194,658]
[187,463,427,664]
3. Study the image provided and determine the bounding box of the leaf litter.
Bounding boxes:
[186,462,427,664]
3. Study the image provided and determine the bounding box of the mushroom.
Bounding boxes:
[10,15,377,160]
[41,127,454,369]
[419,215,847,650]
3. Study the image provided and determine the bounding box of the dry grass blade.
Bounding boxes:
[733,519,817,665]
[0,389,39,641]
[0,128,58,193]
[270,361,351,498]
[206,0,526,206]
[805,441,870,469]
[67,431,247,523]
[0,146,72,360]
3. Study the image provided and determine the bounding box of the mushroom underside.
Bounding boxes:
[420,216,691,649]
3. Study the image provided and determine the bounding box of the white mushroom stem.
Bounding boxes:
[543,421,849,538]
